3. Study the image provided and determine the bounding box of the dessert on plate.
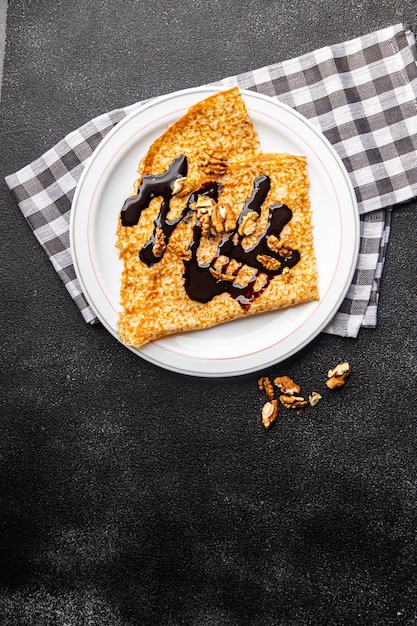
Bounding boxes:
[115,87,319,347]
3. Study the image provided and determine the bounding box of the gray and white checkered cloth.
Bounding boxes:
[5,23,417,338]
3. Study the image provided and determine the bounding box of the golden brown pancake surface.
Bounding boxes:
[116,88,319,348]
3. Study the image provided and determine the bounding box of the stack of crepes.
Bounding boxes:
[115,87,319,347]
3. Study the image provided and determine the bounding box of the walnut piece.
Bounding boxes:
[279,394,308,409]
[278,247,293,259]
[326,377,345,389]
[199,213,212,237]
[172,176,187,196]
[326,361,352,389]
[281,266,291,282]
[195,196,216,212]
[274,375,301,396]
[262,400,279,429]
[258,376,275,401]
[195,196,216,238]
[211,203,236,234]
[211,204,227,234]
[257,255,281,271]
[194,196,236,237]
[266,236,293,258]
[222,204,237,232]
[152,227,166,258]
[308,391,322,406]
[327,361,351,378]
[209,268,235,282]
[266,235,281,253]
[238,211,258,237]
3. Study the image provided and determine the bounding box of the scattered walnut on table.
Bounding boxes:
[326,361,352,389]
[308,391,322,406]
[274,375,301,396]
[279,394,308,410]
[262,399,279,429]
[257,361,352,429]
[258,376,275,401]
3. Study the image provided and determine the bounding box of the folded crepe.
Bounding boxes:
[115,87,319,347]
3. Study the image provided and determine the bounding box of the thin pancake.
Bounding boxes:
[116,89,319,348]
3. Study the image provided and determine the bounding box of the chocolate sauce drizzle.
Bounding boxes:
[121,154,188,227]
[120,155,300,309]
[183,176,300,308]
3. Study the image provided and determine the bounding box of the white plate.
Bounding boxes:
[70,86,359,377]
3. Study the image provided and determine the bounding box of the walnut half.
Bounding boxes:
[152,227,166,258]
[211,203,236,234]
[257,255,281,271]
[262,400,279,429]
[258,376,275,401]
[279,395,308,409]
[308,391,322,406]
[326,361,352,389]
[274,376,301,396]
[238,211,258,237]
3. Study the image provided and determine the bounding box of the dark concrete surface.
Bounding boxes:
[1,1,417,625]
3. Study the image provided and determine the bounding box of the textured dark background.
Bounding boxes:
[1,1,417,624]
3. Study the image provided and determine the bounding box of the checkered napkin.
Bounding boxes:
[5,23,417,338]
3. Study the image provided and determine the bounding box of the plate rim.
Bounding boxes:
[70,85,360,377]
